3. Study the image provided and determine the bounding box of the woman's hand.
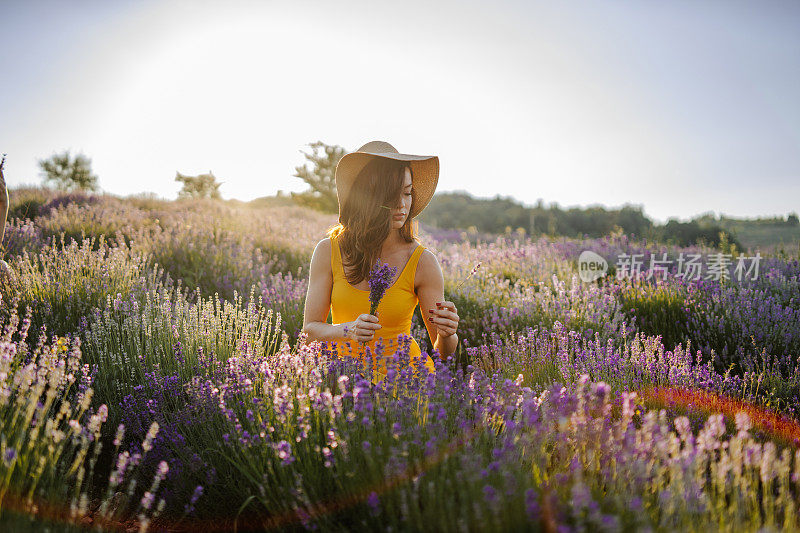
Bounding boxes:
[427,301,459,339]
[344,313,382,343]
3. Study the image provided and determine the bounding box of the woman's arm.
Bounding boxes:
[301,238,381,344]
[415,249,460,359]
[302,238,346,342]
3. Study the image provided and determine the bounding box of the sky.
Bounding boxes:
[0,0,798,224]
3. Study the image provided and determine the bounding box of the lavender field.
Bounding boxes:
[2,188,800,532]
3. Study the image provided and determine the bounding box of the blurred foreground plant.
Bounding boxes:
[0,301,174,531]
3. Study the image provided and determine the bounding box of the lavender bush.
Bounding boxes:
[2,189,799,531]
[147,333,800,530]
[0,304,177,531]
[0,235,164,336]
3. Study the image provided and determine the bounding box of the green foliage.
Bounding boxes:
[175,171,222,200]
[718,230,738,257]
[419,192,654,239]
[35,199,145,249]
[615,278,691,352]
[659,218,742,249]
[291,141,346,214]
[81,286,284,432]
[0,308,166,530]
[716,214,800,253]
[124,191,170,211]
[37,150,99,192]
[247,191,295,209]
[3,187,800,530]
[418,192,799,251]
[0,235,162,336]
[4,186,52,221]
[0,320,91,519]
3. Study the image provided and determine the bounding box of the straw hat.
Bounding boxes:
[334,140,439,221]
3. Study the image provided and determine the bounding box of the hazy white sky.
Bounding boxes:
[1,0,798,223]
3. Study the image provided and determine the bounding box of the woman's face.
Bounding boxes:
[390,167,413,230]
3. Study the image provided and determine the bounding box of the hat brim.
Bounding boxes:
[335,151,439,221]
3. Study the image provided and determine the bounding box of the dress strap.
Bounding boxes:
[330,233,343,278]
[403,244,426,287]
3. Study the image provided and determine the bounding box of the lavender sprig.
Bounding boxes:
[368,259,398,317]
[454,261,481,291]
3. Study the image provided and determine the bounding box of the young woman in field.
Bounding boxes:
[302,140,460,383]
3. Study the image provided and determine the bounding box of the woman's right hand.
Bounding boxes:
[345,314,381,343]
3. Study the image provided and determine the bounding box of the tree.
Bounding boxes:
[787,213,799,226]
[291,141,347,213]
[38,150,99,191]
[175,171,222,199]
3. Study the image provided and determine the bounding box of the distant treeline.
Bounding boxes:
[417,191,749,249]
[253,188,799,251]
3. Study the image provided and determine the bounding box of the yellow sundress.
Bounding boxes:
[325,232,437,383]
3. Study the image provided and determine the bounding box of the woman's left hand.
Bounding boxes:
[428,301,459,338]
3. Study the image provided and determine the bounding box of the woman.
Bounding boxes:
[302,140,460,383]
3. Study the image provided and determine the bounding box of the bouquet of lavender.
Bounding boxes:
[368,259,398,317]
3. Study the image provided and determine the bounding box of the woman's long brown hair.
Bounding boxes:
[327,157,418,286]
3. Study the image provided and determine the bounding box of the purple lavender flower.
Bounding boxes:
[3,447,16,466]
[275,440,295,465]
[525,489,540,520]
[190,485,204,503]
[368,260,398,317]
[483,484,498,506]
[366,491,380,516]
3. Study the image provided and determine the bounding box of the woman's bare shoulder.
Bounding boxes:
[417,248,440,270]
[414,248,442,288]
[310,238,332,265]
